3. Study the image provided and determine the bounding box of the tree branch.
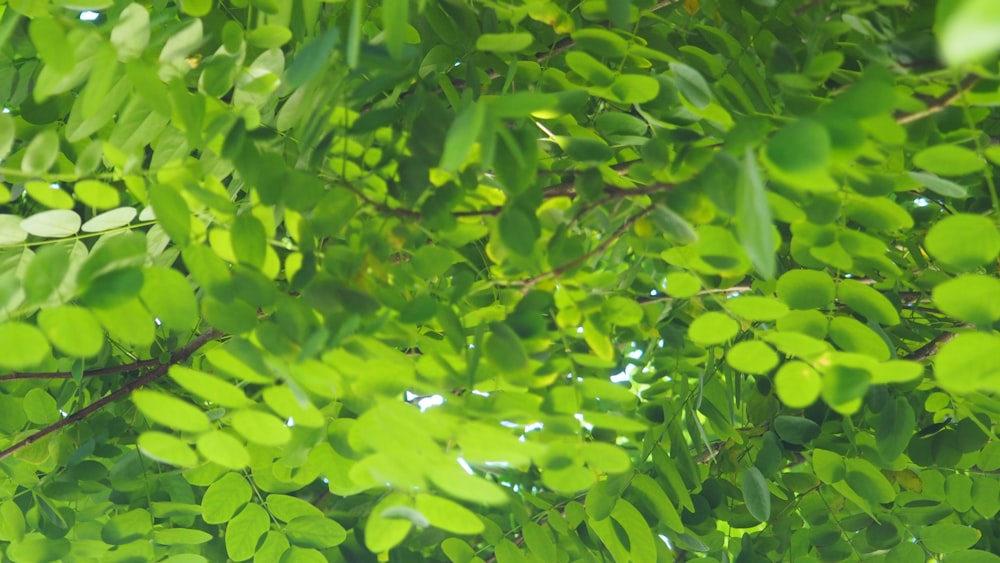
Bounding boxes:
[904,331,956,362]
[0,329,223,462]
[0,358,163,381]
[896,76,979,125]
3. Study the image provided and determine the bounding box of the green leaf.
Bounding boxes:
[262,386,324,427]
[24,388,59,425]
[605,74,660,104]
[5,536,70,562]
[875,396,915,463]
[132,390,211,433]
[664,271,701,297]
[382,0,408,59]
[91,295,154,341]
[285,29,338,88]
[248,25,292,49]
[774,361,821,408]
[845,458,895,504]
[776,269,835,310]
[197,431,250,470]
[649,205,697,245]
[476,32,533,52]
[828,316,890,360]
[772,416,821,444]
[203,296,258,334]
[844,194,913,232]
[920,523,981,553]
[28,18,76,74]
[938,0,1000,66]
[101,509,152,545]
[440,102,486,172]
[913,145,984,176]
[0,113,14,162]
[827,75,896,118]
[812,449,845,483]
[727,296,789,321]
[111,4,150,60]
[687,311,739,345]
[0,215,26,245]
[498,207,538,256]
[979,442,1000,472]
[74,180,120,209]
[24,244,71,305]
[554,136,613,163]
[972,476,1000,518]
[908,171,969,199]
[231,213,267,269]
[522,521,556,562]
[566,51,615,86]
[22,129,59,176]
[365,493,415,553]
[742,467,771,522]
[137,431,199,468]
[139,267,198,331]
[736,149,776,279]
[159,20,203,64]
[152,528,213,545]
[20,209,81,238]
[201,472,252,525]
[925,213,1000,271]
[230,409,292,447]
[80,207,137,233]
[25,180,74,210]
[267,495,323,523]
[629,473,683,532]
[725,341,779,374]
[766,119,831,175]
[943,551,1000,563]
[1,503,27,543]
[838,279,900,326]
[180,0,212,17]
[76,231,146,287]
[484,321,528,373]
[226,503,270,561]
[670,62,712,108]
[149,184,191,246]
[932,274,1000,326]
[169,366,249,408]
[572,28,628,57]
[39,305,103,358]
[285,516,347,548]
[0,322,51,370]
[936,332,1000,394]
[414,494,484,535]
[582,442,632,474]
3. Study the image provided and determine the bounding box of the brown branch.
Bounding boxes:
[0,358,163,381]
[904,331,957,362]
[0,329,223,461]
[896,76,979,125]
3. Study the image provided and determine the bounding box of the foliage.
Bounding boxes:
[2,0,1000,561]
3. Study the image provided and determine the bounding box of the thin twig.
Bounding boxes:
[896,76,979,125]
[0,329,223,461]
[517,204,656,289]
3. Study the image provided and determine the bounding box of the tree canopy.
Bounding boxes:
[1,0,1000,561]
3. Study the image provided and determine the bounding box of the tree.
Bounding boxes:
[1,0,1000,560]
